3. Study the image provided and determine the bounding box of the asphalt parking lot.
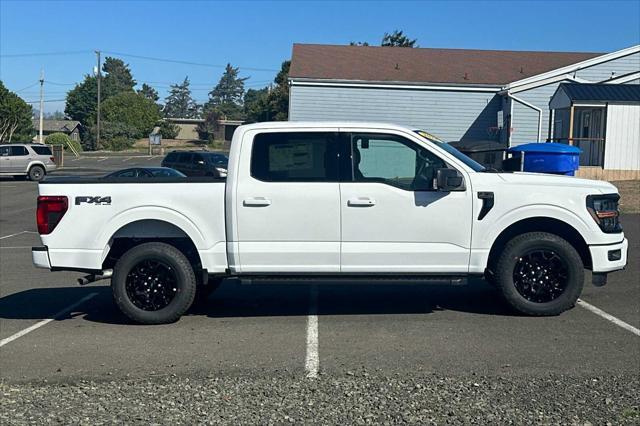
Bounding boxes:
[0,155,638,423]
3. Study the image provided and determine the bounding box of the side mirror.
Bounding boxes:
[436,168,463,191]
[196,160,205,165]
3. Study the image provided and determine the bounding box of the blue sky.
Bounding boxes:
[1,0,639,112]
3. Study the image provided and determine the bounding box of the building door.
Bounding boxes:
[339,131,473,273]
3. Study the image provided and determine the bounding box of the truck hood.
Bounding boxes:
[495,172,618,194]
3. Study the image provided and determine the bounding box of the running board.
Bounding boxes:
[221,275,474,286]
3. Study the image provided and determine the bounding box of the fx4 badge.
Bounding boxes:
[75,196,112,205]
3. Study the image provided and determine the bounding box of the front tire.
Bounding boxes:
[495,232,584,316]
[28,165,45,181]
[112,242,196,324]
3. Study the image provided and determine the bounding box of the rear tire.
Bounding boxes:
[495,232,583,316]
[112,242,196,324]
[28,165,45,181]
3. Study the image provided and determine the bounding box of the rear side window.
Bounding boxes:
[177,152,193,163]
[0,146,9,156]
[9,146,28,156]
[251,132,339,182]
[164,152,178,162]
[31,145,52,155]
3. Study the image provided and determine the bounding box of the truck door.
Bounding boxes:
[234,130,341,273]
[339,131,473,273]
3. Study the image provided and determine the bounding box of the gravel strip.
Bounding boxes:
[1,373,638,425]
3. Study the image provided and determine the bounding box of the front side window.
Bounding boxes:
[251,132,339,182]
[9,146,29,156]
[350,133,445,191]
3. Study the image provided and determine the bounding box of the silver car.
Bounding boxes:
[0,144,57,181]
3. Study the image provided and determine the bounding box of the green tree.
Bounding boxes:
[349,41,370,46]
[102,57,136,97]
[45,132,82,153]
[65,56,136,142]
[0,80,34,142]
[158,120,180,139]
[243,87,270,123]
[100,92,161,138]
[267,60,291,121]
[204,63,248,119]
[163,77,199,118]
[44,111,66,120]
[381,30,417,47]
[138,83,159,102]
[196,109,222,141]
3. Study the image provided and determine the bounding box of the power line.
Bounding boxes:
[24,99,66,103]
[14,82,40,93]
[0,50,93,58]
[102,50,279,72]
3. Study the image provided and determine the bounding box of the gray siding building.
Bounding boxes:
[288,44,640,149]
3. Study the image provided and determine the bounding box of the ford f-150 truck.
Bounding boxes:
[32,122,628,324]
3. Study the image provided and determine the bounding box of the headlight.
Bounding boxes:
[586,194,622,233]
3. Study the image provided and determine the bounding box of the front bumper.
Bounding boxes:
[32,246,51,269]
[589,238,628,273]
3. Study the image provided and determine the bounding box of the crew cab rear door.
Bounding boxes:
[232,128,341,273]
[339,129,473,273]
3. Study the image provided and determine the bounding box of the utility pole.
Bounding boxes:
[39,69,44,143]
[95,50,101,150]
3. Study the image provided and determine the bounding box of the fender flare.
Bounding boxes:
[478,204,594,250]
[96,206,207,260]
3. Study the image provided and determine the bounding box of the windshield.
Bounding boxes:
[414,130,486,172]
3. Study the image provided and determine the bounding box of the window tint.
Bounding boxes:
[117,169,137,177]
[351,133,445,191]
[206,153,228,166]
[0,146,9,156]
[177,152,192,163]
[193,153,204,163]
[251,132,338,182]
[164,152,178,162]
[31,145,52,155]
[9,146,29,156]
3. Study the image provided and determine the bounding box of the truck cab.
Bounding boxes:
[33,122,628,324]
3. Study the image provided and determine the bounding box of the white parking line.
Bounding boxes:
[305,285,319,379]
[0,246,31,249]
[0,231,37,240]
[97,157,109,162]
[578,299,640,337]
[0,292,98,348]
[122,157,134,162]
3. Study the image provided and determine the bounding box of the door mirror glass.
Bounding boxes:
[436,168,464,191]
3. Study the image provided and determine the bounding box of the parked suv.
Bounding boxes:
[161,150,228,178]
[0,144,57,181]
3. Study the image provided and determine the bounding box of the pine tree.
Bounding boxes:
[204,63,248,119]
[162,77,199,118]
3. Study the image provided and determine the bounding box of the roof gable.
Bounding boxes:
[289,44,603,86]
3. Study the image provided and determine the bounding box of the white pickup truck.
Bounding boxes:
[32,122,628,324]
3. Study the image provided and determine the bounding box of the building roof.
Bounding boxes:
[557,83,640,102]
[32,119,80,133]
[289,44,604,86]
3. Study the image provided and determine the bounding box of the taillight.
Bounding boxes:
[37,196,68,234]
[50,156,55,163]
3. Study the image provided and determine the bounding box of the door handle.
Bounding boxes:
[243,197,272,207]
[347,197,376,207]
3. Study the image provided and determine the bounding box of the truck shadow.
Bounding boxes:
[0,279,517,325]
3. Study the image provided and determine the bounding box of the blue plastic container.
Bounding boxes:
[507,143,581,176]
